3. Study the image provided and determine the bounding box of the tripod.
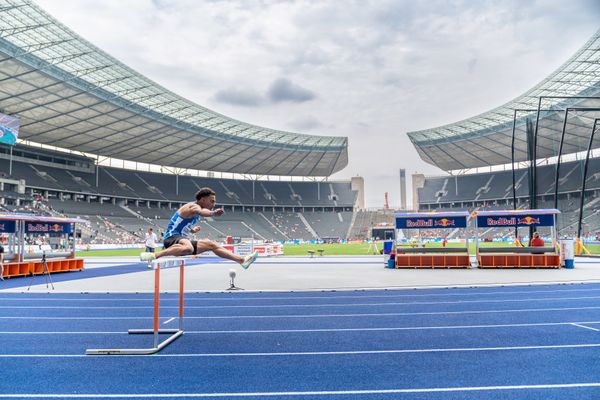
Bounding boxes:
[367,240,379,254]
[27,252,54,291]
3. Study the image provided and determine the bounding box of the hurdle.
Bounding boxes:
[85,256,194,355]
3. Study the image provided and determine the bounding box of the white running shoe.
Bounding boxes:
[140,252,156,262]
[241,251,258,270]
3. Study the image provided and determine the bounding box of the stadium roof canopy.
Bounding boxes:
[408,28,600,172]
[0,1,348,177]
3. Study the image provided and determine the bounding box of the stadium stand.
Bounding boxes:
[416,162,600,237]
[0,1,359,246]
[0,144,358,243]
[406,27,600,246]
[418,159,600,207]
[348,210,395,240]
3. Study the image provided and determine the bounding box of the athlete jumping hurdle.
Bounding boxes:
[140,187,258,269]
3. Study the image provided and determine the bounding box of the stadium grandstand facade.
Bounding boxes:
[408,29,600,172]
[0,0,369,244]
[0,1,348,177]
[409,28,600,238]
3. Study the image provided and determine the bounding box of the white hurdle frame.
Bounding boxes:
[86,256,192,355]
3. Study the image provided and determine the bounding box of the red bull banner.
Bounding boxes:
[477,214,554,228]
[0,220,17,233]
[25,222,72,234]
[396,216,467,229]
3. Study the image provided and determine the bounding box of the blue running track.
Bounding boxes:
[1,283,600,399]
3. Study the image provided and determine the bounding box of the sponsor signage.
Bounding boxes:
[396,216,467,229]
[477,214,554,228]
[25,222,72,234]
[235,244,254,256]
[0,220,16,233]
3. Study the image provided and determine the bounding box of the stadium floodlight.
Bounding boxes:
[554,108,600,210]
[511,100,600,236]
[530,96,600,209]
[510,108,548,211]
[577,119,600,241]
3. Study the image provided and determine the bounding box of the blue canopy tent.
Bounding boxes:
[0,214,86,278]
[471,209,561,268]
[393,211,470,268]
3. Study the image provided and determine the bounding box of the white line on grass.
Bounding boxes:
[2,382,600,397]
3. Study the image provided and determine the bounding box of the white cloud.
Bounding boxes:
[267,78,316,103]
[33,0,600,207]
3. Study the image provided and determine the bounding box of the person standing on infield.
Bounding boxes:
[145,228,158,253]
[140,187,258,269]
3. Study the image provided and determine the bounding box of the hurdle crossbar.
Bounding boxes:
[85,257,186,355]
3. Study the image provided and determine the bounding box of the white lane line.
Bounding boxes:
[571,323,600,332]
[4,295,600,309]
[182,320,600,333]
[2,320,600,334]
[2,382,600,397]
[2,343,600,358]
[0,331,123,334]
[163,317,175,325]
[3,305,600,320]
[3,286,600,302]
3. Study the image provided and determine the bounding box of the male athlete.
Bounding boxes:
[140,187,258,269]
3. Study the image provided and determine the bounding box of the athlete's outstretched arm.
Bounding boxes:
[189,203,224,218]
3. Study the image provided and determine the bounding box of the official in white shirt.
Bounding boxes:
[145,228,158,253]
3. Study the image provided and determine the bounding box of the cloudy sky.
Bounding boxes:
[35,0,600,208]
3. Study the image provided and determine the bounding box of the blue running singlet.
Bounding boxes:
[164,212,201,240]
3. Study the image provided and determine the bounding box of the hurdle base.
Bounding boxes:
[85,329,183,355]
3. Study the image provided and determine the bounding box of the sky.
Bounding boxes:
[34,0,600,208]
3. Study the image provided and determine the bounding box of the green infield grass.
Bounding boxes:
[282,241,600,256]
[75,241,600,257]
[77,248,145,257]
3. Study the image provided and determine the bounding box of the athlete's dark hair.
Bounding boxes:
[195,187,216,201]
